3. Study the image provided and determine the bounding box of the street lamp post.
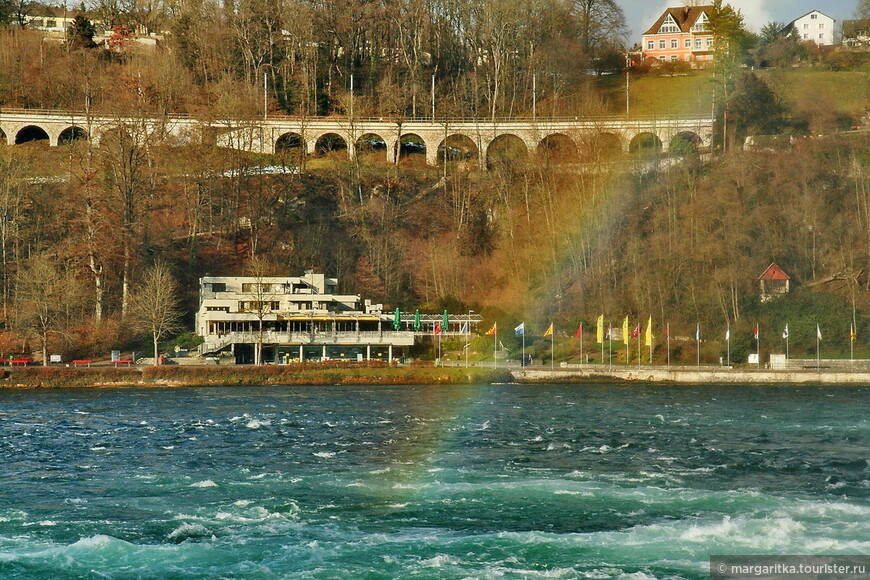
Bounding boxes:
[465,310,474,368]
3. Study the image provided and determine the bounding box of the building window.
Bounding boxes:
[811,13,817,19]
[804,23,809,29]
[671,39,678,48]
[659,16,679,34]
[671,55,678,61]
[819,23,824,29]
[241,283,273,293]
[647,41,654,50]
[240,301,280,312]
[659,40,666,49]
[819,33,825,39]
[695,39,702,49]
[804,33,809,39]
[46,19,56,27]
[210,282,227,293]
[685,39,691,48]
[706,38,713,47]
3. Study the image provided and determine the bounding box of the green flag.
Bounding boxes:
[442,310,449,332]
[393,308,401,330]
[414,309,422,331]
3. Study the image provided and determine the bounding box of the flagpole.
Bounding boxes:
[600,321,604,367]
[850,323,854,369]
[465,314,470,369]
[757,324,761,369]
[637,326,641,369]
[608,325,612,369]
[580,323,584,366]
[666,323,670,368]
[522,332,526,367]
[726,324,731,367]
[551,323,554,370]
[817,325,820,371]
[648,319,652,365]
[696,324,700,367]
[494,325,498,369]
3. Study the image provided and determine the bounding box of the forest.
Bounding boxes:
[0,0,868,363]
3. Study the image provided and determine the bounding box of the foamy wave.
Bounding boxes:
[70,534,122,549]
[313,451,336,458]
[167,523,212,543]
[246,419,271,429]
[420,554,459,568]
[546,442,571,451]
[190,480,218,488]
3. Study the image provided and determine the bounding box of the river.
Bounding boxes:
[1,383,867,578]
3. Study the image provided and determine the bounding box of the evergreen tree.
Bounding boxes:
[727,72,786,142]
[66,15,98,50]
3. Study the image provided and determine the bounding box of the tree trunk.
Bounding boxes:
[42,330,48,367]
[121,241,130,320]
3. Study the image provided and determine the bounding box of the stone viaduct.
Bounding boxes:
[0,108,714,165]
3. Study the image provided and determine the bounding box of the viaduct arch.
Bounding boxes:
[0,109,714,166]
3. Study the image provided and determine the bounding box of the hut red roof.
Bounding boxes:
[759,263,790,281]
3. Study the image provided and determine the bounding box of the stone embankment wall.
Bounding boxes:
[513,367,870,385]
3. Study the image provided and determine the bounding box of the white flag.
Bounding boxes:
[817,325,822,340]
[460,322,468,334]
[783,325,789,339]
[725,328,730,341]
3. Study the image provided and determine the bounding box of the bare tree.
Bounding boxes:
[99,116,160,320]
[243,257,277,365]
[130,262,182,365]
[17,253,82,366]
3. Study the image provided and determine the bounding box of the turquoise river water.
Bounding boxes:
[0,383,868,579]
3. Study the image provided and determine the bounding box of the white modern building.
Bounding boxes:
[195,270,479,364]
[787,10,836,46]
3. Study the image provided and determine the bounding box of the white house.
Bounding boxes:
[787,10,837,46]
[195,270,479,364]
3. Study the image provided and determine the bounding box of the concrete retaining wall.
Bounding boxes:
[512,367,870,385]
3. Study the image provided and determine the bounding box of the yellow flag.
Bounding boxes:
[644,316,654,347]
[622,317,630,346]
[543,323,553,337]
[596,314,604,344]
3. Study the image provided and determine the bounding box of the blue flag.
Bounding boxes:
[514,322,525,336]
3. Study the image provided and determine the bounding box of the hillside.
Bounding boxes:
[0,21,869,363]
[598,68,870,124]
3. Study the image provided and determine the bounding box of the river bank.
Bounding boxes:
[0,364,513,388]
[4,363,870,388]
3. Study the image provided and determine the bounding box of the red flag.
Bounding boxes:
[665,323,670,339]
[435,323,442,334]
[574,324,583,339]
[753,324,759,339]
[631,324,640,339]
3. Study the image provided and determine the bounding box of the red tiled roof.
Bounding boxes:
[759,263,790,281]
[643,5,714,36]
